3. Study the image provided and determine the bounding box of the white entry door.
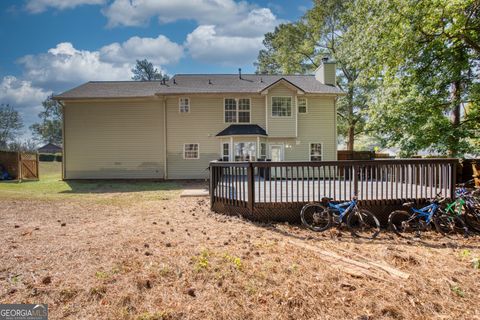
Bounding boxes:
[269,144,284,178]
[269,144,284,161]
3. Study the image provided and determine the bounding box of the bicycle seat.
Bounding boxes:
[321,197,333,203]
[402,202,414,208]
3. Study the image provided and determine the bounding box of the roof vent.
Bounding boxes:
[173,78,177,85]
[260,77,263,83]
[208,79,212,85]
[238,68,242,79]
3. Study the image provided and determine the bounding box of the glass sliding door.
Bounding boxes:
[234,142,256,161]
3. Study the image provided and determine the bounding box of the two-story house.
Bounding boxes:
[54,59,343,179]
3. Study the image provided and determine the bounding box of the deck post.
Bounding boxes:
[247,162,255,213]
[450,160,457,200]
[209,164,214,210]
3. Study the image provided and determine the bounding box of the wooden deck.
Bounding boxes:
[209,159,458,221]
[216,178,452,203]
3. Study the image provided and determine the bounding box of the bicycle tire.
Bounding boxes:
[464,207,480,233]
[347,209,380,239]
[388,210,418,238]
[433,212,468,236]
[300,203,332,232]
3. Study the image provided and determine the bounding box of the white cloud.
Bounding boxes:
[185,25,263,65]
[25,0,105,13]
[0,76,52,129]
[103,0,243,28]
[0,76,51,107]
[103,0,279,37]
[18,43,132,88]
[217,8,278,37]
[100,35,183,65]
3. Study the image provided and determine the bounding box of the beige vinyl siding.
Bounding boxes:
[250,97,266,128]
[263,96,336,162]
[166,94,265,179]
[291,96,337,161]
[267,83,297,137]
[64,100,164,179]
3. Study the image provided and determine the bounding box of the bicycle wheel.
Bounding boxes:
[300,203,332,232]
[434,212,468,236]
[464,207,480,233]
[347,209,380,239]
[388,210,418,238]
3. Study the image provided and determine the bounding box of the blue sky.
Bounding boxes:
[0,0,312,137]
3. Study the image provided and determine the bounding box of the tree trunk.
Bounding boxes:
[448,80,461,157]
[347,125,355,151]
[345,85,355,151]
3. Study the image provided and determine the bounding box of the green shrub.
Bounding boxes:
[55,154,62,162]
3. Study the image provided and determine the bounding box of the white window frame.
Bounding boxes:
[309,143,323,161]
[260,142,267,159]
[271,96,293,117]
[179,97,190,113]
[298,97,308,114]
[221,142,230,161]
[183,143,199,159]
[224,97,251,124]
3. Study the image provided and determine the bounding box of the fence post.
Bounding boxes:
[450,160,457,200]
[353,164,359,197]
[17,152,22,182]
[36,153,40,180]
[247,162,255,213]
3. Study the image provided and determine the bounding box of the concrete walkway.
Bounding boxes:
[180,188,209,198]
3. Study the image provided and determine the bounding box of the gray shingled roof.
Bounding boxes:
[54,81,162,99]
[216,124,267,137]
[54,74,343,100]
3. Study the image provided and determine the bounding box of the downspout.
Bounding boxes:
[58,100,66,180]
[295,95,298,138]
[265,94,268,134]
[163,97,168,179]
[334,97,338,160]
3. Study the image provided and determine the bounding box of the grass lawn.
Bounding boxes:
[0,162,182,204]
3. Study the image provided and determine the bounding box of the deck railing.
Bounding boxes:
[210,159,458,213]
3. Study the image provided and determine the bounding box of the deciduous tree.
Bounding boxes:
[30,95,62,145]
[344,0,480,156]
[254,0,372,150]
[0,104,23,150]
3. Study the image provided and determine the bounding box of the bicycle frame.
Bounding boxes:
[327,199,357,222]
[410,202,440,224]
[444,198,465,217]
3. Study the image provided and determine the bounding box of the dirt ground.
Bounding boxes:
[1,188,480,319]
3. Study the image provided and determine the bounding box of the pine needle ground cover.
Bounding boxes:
[1,163,479,319]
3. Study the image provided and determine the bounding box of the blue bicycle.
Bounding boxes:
[301,196,381,239]
[388,194,453,238]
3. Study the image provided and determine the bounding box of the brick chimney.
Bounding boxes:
[315,57,336,86]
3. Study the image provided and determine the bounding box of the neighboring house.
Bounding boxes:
[37,143,62,154]
[53,60,344,179]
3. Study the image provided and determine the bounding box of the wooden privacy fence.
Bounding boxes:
[0,150,39,181]
[209,159,458,222]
